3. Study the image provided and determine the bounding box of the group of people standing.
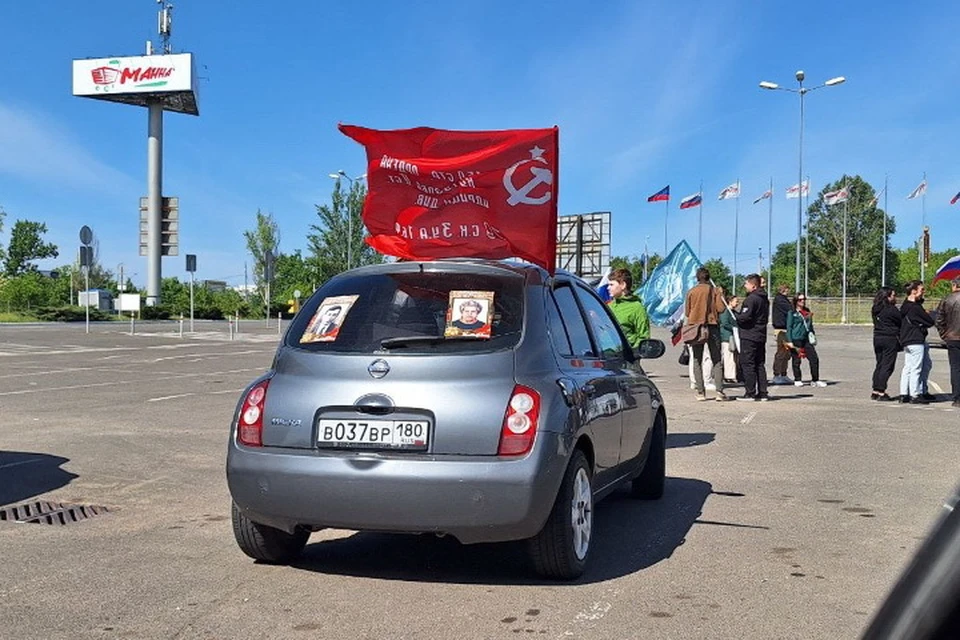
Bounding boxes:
[680,268,822,402]
[604,265,960,409]
[871,278,960,407]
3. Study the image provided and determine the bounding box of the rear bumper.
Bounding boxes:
[226,432,569,544]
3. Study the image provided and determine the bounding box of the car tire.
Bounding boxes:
[631,413,665,500]
[528,450,592,580]
[231,502,309,564]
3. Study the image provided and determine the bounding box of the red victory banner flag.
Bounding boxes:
[339,124,559,272]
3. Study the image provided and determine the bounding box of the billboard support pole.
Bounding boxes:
[575,215,584,277]
[146,101,163,307]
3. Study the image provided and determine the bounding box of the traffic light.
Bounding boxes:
[922,226,931,265]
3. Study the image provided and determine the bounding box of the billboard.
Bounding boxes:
[556,212,611,280]
[72,53,198,115]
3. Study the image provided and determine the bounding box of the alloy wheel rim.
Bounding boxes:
[570,467,592,561]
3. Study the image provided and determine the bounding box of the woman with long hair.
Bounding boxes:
[871,287,900,401]
[785,294,825,386]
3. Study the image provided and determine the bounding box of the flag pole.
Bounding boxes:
[767,177,773,292]
[698,179,704,256]
[804,175,810,298]
[664,198,669,256]
[921,171,927,282]
[882,174,888,286]
[842,176,848,324]
[643,235,649,283]
[733,179,740,292]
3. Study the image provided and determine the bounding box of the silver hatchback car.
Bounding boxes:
[227,259,667,579]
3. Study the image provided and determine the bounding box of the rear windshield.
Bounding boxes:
[287,269,525,354]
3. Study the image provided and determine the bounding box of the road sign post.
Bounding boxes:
[79,227,93,334]
[186,254,197,333]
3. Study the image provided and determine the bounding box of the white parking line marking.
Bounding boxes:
[741,411,757,425]
[0,367,265,397]
[207,388,246,395]
[147,393,196,402]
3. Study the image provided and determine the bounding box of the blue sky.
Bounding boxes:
[2,0,959,286]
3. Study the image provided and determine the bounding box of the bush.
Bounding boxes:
[35,306,115,322]
[140,306,172,320]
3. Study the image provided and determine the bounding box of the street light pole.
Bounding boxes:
[760,71,845,294]
[328,170,367,271]
[796,71,805,294]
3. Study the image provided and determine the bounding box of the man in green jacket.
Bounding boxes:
[607,268,650,348]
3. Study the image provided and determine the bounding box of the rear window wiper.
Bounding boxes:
[379,335,485,349]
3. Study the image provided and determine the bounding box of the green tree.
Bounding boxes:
[0,206,6,266]
[610,253,662,288]
[4,220,58,276]
[770,240,798,294]
[806,175,893,295]
[894,245,960,298]
[243,209,281,312]
[273,250,316,304]
[307,180,383,283]
[0,272,51,311]
[701,258,733,292]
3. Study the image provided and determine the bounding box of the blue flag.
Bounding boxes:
[636,240,702,326]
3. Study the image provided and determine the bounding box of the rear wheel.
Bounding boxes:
[231,502,309,563]
[528,450,592,580]
[631,413,665,499]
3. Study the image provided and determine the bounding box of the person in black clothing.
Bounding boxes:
[870,287,900,401]
[934,277,960,408]
[734,273,770,401]
[899,280,935,404]
[770,284,793,384]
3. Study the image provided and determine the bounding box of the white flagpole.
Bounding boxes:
[664,198,669,256]
[882,174,888,286]
[804,176,810,298]
[733,179,740,292]
[842,177,849,324]
[698,179,704,256]
[921,171,927,281]
[643,235,649,282]
[767,177,773,291]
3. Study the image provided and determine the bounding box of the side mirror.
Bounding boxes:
[635,338,666,360]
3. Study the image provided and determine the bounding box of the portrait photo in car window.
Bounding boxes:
[300,294,359,343]
[444,290,494,339]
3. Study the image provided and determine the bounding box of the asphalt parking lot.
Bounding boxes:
[1,320,958,639]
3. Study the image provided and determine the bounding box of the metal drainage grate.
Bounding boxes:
[0,501,110,526]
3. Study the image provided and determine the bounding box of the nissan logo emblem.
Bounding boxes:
[368,359,390,379]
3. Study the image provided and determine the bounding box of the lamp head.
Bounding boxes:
[824,76,846,86]
[795,70,805,82]
[759,81,779,90]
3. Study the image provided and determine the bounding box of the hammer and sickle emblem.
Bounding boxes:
[503,147,553,206]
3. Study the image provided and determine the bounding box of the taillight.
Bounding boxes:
[237,380,270,447]
[498,385,541,456]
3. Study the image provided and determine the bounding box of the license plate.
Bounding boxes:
[317,419,430,450]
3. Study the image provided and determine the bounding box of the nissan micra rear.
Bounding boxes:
[227,259,666,579]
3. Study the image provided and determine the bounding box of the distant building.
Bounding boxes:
[78,289,113,311]
[201,280,227,293]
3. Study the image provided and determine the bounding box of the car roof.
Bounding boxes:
[339,258,589,287]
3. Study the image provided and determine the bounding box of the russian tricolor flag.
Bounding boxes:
[933,255,960,283]
[680,193,702,209]
[648,186,670,202]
